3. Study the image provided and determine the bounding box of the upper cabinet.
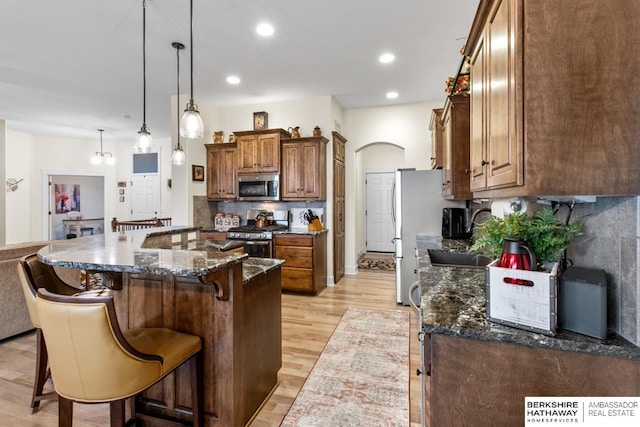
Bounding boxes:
[429,108,444,170]
[466,0,640,197]
[205,143,238,201]
[441,95,473,200]
[234,129,290,174]
[281,136,328,200]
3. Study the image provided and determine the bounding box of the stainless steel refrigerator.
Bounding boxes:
[392,169,465,305]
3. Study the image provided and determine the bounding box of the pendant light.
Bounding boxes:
[179,0,204,138]
[91,129,115,165]
[134,0,153,153]
[171,42,186,165]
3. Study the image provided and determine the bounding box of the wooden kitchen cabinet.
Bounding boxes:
[205,143,237,200]
[423,334,640,427]
[234,129,289,174]
[429,108,443,170]
[466,0,640,197]
[274,233,327,295]
[332,131,347,283]
[199,230,227,241]
[281,136,328,200]
[441,95,472,199]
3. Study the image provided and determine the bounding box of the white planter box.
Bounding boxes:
[485,260,559,336]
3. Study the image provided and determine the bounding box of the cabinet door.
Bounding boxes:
[485,0,520,188]
[257,134,280,173]
[300,142,321,198]
[206,145,237,200]
[219,146,237,199]
[469,31,487,191]
[429,108,444,170]
[237,136,257,173]
[441,111,453,197]
[281,143,301,198]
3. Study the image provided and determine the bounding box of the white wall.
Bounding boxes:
[4,129,172,243]
[0,119,6,245]
[343,100,443,272]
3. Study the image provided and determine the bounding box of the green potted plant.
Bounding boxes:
[470,207,581,271]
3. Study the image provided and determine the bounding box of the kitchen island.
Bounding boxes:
[38,227,284,427]
[416,235,640,427]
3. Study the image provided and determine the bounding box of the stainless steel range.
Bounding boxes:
[226,210,288,258]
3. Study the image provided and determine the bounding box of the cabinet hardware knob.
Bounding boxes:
[465,169,470,174]
[481,160,489,166]
[416,368,422,376]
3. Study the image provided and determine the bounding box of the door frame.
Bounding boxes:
[41,169,111,241]
[362,167,396,254]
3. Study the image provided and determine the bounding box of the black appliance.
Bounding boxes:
[559,266,607,339]
[226,210,288,258]
[442,208,470,239]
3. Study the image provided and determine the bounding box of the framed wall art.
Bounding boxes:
[253,111,268,130]
[192,165,205,181]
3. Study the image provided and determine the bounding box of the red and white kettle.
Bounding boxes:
[499,236,536,271]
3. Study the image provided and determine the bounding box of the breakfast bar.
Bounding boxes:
[37,227,284,426]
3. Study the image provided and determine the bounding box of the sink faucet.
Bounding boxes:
[466,208,492,234]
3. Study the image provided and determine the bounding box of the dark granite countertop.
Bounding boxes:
[242,257,285,284]
[417,235,640,361]
[38,228,248,277]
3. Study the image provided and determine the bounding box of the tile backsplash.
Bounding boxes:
[566,196,639,346]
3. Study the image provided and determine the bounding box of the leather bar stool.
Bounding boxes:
[35,289,203,427]
[18,254,81,414]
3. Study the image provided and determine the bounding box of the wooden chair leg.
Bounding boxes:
[32,328,54,413]
[191,351,204,427]
[58,396,73,427]
[110,400,126,427]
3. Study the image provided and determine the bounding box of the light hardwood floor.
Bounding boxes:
[0,269,421,426]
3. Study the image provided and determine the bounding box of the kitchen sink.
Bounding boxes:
[427,250,492,269]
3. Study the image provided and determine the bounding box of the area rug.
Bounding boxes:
[281,307,410,426]
[358,252,395,271]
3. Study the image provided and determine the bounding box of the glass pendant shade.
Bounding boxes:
[92,129,115,165]
[172,147,186,165]
[135,126,153,153]
[180,102,204,138]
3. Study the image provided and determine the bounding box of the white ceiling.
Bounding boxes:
[0,0,479,141]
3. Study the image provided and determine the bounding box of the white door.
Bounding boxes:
[131,174,161,219]
[365,172,395,252]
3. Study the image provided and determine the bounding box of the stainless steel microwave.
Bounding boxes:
[238,173,280,201]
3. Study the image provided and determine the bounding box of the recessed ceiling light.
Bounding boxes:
[379,53,395,64]
[386,91,399,99]
[226,75,241,85]
[256,23,274,37]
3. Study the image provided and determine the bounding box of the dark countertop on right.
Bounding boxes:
[416,235,640,361]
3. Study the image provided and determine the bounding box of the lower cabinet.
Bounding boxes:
[199,231,227,241]
[423,334,640,427]
[274,233,327,295]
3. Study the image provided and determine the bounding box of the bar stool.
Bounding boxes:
[18,254,81,414]
[35,289,203,427]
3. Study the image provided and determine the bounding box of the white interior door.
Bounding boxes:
[131,174,161,219]
[365,172,395,252]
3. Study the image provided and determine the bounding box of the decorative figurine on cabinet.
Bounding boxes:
[313,126,321,137]
[213,131,224,144]
[288,126,301,138]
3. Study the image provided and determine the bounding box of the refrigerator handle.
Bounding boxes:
[391,178,396,227]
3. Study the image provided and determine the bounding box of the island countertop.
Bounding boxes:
[416,235,640,361]
[37,227,250,277]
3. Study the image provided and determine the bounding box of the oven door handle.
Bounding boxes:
[243,240,270,246]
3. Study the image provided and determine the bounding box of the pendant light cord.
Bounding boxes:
[176,44,181,149]
[189,0,194,103]
[142,0,147,127]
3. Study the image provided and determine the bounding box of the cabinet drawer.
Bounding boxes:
[200,231,227,241]
[275,235,313,247]
[275,246,313,268]
[281,267,313,291]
